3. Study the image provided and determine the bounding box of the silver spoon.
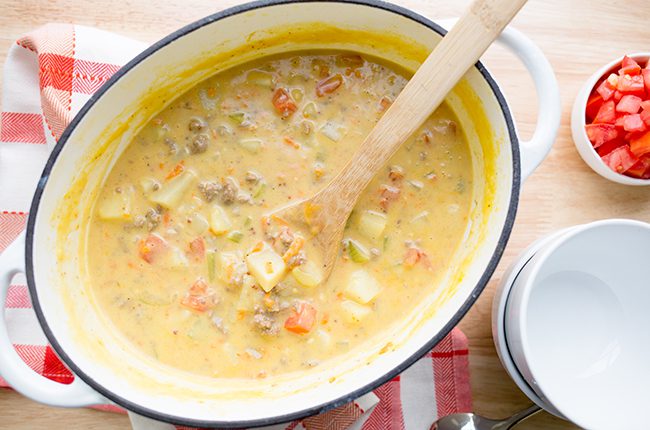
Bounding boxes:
[430,405,542,430]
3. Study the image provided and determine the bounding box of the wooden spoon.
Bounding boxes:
[272,0,528,275]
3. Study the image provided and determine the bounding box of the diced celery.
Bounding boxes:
[228,112,247,125]
[245,242,287,292]
[149,170,196,208]
[344,269,381,304]
[227,230,244,243]
[238,138,262,153]
[98,186,133,221]
[209,204,231,235]
[253,182,266,198]
[207,251,216,282]
[247,70,274,88]
[291,261,323,288]
[303,102,318,118]
[341,300,371,323]
[136,291,172,306]
[346,239,370,263]
[357,210,387,241]
[291,88,304,103]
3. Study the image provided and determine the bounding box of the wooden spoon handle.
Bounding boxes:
[315,0,528,215]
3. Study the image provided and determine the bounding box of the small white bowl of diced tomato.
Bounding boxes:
[572,53,650,184]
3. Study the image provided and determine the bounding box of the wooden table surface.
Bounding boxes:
[1,0,649,428]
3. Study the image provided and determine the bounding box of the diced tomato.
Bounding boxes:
[615,116,626,128]
[593,100,617,124]
[613,90,624,102]
[622,56,639,68]
[585,94,604,122]
[617,74,645,97]
[630,131,650,158]
[641,108,650,126]
[616,95,642,114]
[641,100,650,112]
[620,56,641,76]
[585,124,619,148]
[138,234,166,264]
[188,237,205,261]
[596,75,617,101]
[623,114,647,133]
[316,74,343,97]
[601,146,639,174]
[596,138,626,157]
[284,302,317,334]
[272,88,297,118]
[643,69,650,94]
[626,155,650,179]
[180,278,215,312]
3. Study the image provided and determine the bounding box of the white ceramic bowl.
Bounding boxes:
[504,219,650,429]
[571,53,650,186]
[491,228,572,419]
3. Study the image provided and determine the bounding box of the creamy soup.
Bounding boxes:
[87,52,472,379]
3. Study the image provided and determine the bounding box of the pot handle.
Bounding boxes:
[0,232,106,407]
[438,19,561,181]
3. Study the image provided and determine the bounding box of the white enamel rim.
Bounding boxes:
[504,219,650,429]
[0,0,560,427]
[571,52,650,186]
[491,227,572,419]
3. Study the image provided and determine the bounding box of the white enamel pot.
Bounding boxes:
[0,1,560,427]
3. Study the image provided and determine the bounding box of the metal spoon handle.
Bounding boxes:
[495,404,542,430]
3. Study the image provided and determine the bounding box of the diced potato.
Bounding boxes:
[98,186,133,220]
[358,210,387,241]
[139,177,159,194]
[149,170,196,208]
[291,261,323,288]
[209,204,231,235]
[216,251,243,284]
[167,246,189,270]
[315,329,332,348]
[236,276,261,312]
[187,212,209,235]
[319,122,344,142]
[246,243,287,292]
[344,270,381,304]
[238,138,262,153]
[340,300,371,323]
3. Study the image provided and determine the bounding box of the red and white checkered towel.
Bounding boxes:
[0,23,472,429]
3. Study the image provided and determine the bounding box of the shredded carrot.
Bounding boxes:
[251,241,265,253]
[283,136,300,149]
[263,293,276,310]
[283,235,305,263]
[237,310,247,320]
[260,216,271,234]
[165,161,185,180]
[271,214,289,226]
[162,211,171,226]
[321,312,330,325]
